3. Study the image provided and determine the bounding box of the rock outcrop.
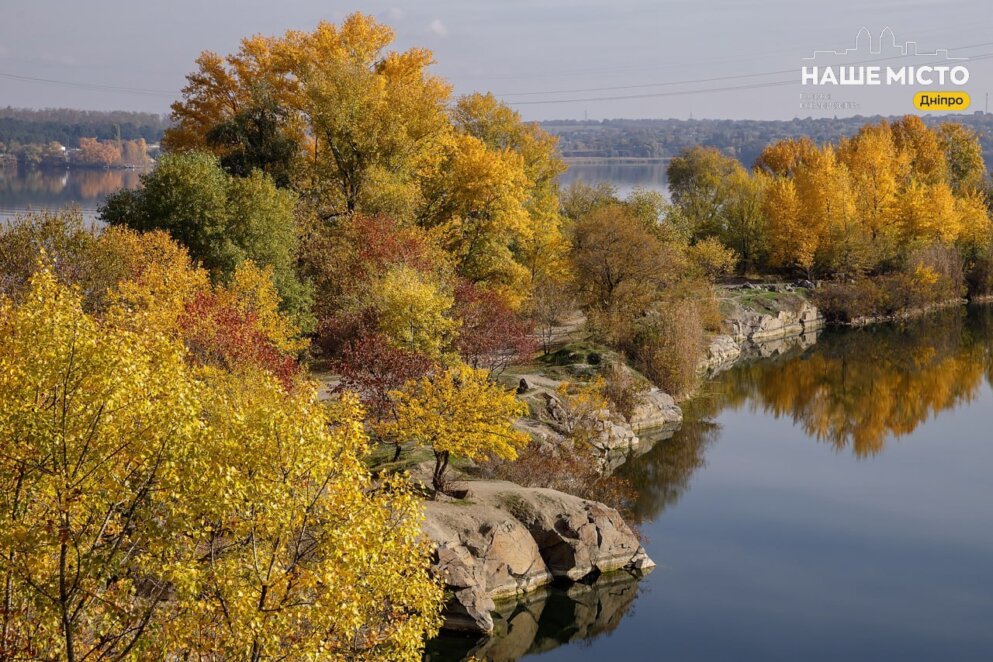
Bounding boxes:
[724,298,822,344]
[627,387,682,432]
[425,571,641,661]
[701,334,742,375]
[422,480,653,633]
[724,292,824,345]
[702,288,824,375]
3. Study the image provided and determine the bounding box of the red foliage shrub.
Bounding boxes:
[179,292,299,386]
[333,334,435,421]
[453,280,536,374]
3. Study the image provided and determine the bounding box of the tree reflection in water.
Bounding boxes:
[710,306,993,458]
[427,305,993,660]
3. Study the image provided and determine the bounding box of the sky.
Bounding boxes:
[2,0,993,121]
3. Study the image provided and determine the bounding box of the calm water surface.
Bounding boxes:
[0,161,665,223]
[0,167,143,223]
[430,307,993,661]
[558,162,668,198]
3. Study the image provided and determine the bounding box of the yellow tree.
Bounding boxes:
[891,115,949,185]
[0,269,197,661]
[939,123,988,194]
[452,93,570,288]
[369,264,458,358]
[792,145,859,275]
[418,132,532,298]
[837,122,905,268]
[753,137,817,176]
[295,17,452,218]
[897,180,959,247]
[389,363,529,491]
[0,269,443,660]
[163,375,441,660]
[764,176,816,274]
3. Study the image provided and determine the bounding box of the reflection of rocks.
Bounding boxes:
[425,571,643,662]
[702,292,823,376]
[423,480,653,633]
[742,329,819,359]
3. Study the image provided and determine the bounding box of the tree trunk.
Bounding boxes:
[432,451,450,494]
[393,443,403,462]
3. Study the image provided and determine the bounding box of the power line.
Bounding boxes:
[0,72,178,97]
[496,40,993,98]
[504,50,993,106]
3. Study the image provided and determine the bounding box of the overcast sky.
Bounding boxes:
[2,0,993,121]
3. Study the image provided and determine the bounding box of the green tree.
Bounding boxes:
[100,151,312,324]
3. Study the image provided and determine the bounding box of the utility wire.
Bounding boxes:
[0,72,177,97]
[505,51,993,106]
[497,40,993,98]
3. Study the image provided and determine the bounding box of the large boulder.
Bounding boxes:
[424,499,552,632]
[422,480,654,633]
[627,387,683,431]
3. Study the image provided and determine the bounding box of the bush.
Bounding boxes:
[479,441,638,524]
[964,241,993,297]
[602,362,649,421]
[101,151,313,326]
[626,299,706,397]
[813,244,966,322]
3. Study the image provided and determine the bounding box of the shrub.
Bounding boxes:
[626,299,706,397]
[602,362,649,421]
[964,241,993,296]
[479,441,638,524]
[814,244,966,322]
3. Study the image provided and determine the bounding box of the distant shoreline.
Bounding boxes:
[562,156,672,165]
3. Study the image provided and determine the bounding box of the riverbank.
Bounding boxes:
[413,283,993,637]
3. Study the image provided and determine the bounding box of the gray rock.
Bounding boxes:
[422,480,653,633]
[627,387,682,432]
[723,298,823,344]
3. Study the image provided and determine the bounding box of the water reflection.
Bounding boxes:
[425,572,641,662]
[0,167,142,220]
[708,307,993,457]
[432,305,993,660]
[618,420,720,523]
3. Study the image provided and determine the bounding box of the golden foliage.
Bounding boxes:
[389,363,529,490]
[0,269,442,659]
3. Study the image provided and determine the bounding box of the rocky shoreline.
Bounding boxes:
[424,288,825,635]
[423,480,653,633]
[424,285,993,638]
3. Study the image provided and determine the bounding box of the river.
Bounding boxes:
[0,161,667,224]
[6,163,990,661]
[0,167,144,223]
[429,305,993,661]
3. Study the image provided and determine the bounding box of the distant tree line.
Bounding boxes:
[543,114,993,171]
[0,107,168,147]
